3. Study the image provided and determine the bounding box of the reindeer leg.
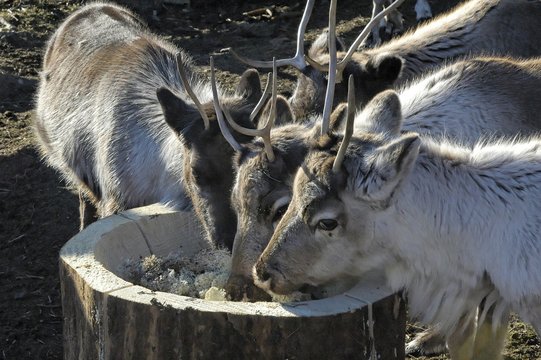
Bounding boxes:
[446,316,476,360]
[362,0,386,48]
[515,299,541,339]
[415,0,433,22]
[385,9,404,40]
[79,190,97,230]
[471,307,509,360]
[406,326,447,356]
[531,319,541,339]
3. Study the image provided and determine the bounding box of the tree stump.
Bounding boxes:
[60,204,406,360]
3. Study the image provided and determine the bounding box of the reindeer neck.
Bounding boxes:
[368,0,498,83]
[370,137,541,332]
[386,138,541,264]
[397,64,485,142]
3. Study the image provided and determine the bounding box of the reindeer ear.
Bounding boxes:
[266,152,287,174]
[329,103,348,133]
[256,95,294,128]
[157,87,202,140]
[357,90,402,136]
[235,68,262,103]
[308,30,346,59]
[302,103,349,144]
[366,54,403,84]
[274,96,295,126]
[352,133,420,202]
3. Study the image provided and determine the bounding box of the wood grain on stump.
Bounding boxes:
[60,204,406,360]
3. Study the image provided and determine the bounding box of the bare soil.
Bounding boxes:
[0,0,539,359]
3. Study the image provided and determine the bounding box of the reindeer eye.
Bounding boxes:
[269,196,291,227]
[271,204,288,224]
[317,219,338,231]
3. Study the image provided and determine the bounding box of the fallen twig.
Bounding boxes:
[0,17,13,29]
[7,233,26,244]
[243,7,274,18]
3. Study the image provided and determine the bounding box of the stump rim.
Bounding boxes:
[60,204,394,318]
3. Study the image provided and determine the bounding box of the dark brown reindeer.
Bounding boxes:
[228,0,541,120]
[34,2,288,250]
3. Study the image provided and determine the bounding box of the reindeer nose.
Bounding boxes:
[255,261,272,282]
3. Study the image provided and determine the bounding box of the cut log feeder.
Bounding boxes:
[60,204,406,359]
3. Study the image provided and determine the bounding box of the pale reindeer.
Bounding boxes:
[228,0,541,120]
[253,78,541,359]
[225,0,541,351]
[34,2,286,249]
[228,57,541,352]
[227,56,541,341]
[224,0,541,293]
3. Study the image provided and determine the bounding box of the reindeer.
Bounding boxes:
[224,0,541,301]
[34,2,285,250]
[226,0,541,350]
[226,55,541,303]
[254,78,541,359]
[227,0,541,120]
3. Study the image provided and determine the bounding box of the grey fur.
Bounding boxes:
[35,3,268,249]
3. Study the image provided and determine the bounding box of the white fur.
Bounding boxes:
[357,136,541,335]
[367,0,541,85]
[355,58,541,144]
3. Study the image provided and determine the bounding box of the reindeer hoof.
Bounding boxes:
[415,1,433,22]
[417,16,432,24]
[406,329,448,356]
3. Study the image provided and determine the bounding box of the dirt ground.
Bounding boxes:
[1,0,540,359]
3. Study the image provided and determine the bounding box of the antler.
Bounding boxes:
[315,0,406,83]
[210,56,243,151]
[176,53,210,130]
[225,58,277,162]
[224,0,315,71]
[320,0,338,136]
[249,72,272,121]
[332,74,355,173]
[337,0,405,79]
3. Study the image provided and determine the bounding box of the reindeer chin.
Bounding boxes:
[225,274,271,302]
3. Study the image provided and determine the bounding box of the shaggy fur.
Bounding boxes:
[34,3,275,249]
[256,88,541,359]
[229,57,541,300]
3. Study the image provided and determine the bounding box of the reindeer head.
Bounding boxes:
[294,32,403,115]
[253,87,421,296]
[156,55,290,250]
[226,0,404,119]
[227,124,313,300]
[224,48,350,300]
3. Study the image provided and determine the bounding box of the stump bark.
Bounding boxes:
[60,204,406,360]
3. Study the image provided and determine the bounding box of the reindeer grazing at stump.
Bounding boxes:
[227,55,541,302]
[224,0,541,303]
[228,0,541,120]
[254,79,541,359]
[34,2,285,249]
